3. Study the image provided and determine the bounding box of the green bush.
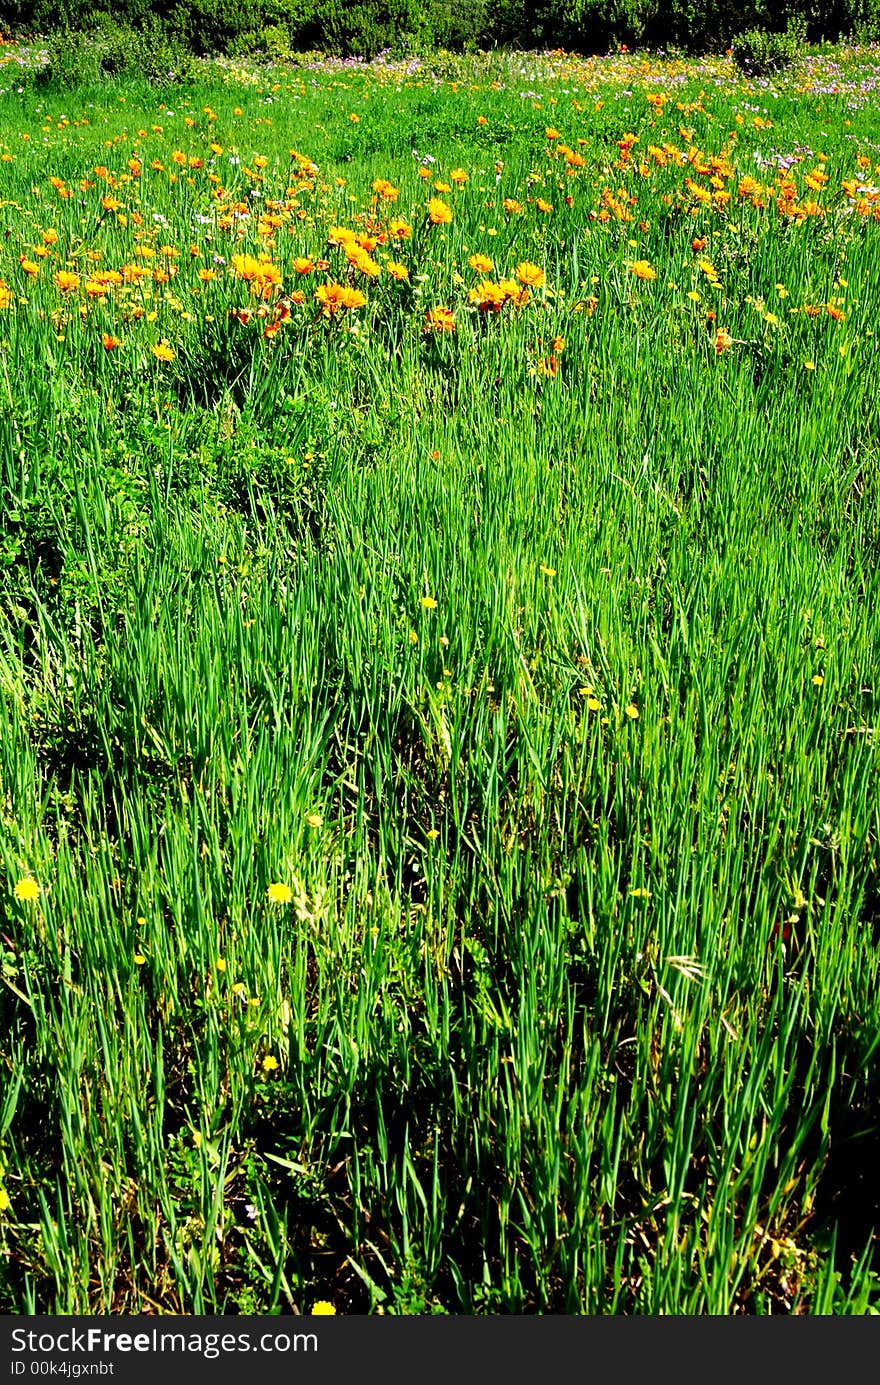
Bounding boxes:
[731,17,806,75]
[319,0,436,55]
[41,27,103,85]
[8,0,880,57]
[38,17,194,86]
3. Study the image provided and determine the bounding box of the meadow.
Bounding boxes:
[0,37,879,1314]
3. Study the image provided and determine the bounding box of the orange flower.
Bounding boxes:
[54,270,80,292]
[424,306,456,333]
[102,333,120,350]
[450,168,468,184]
[468,253,494,274]
[427,198,453,225]
[198,267,216,282]
[503,198,524,215]
[628,260,656,281]
[293,257,314,275]
[714,327,733,353]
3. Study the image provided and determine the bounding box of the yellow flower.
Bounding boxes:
[261,1055,279,1073]
[345,245,382,279]
[151,341,175,362]
[54,270,80,292]
[424,306,455,333]
[371,178,399,200]
[468,280,507,313]
[315,282,367,316]
[267,882,293,905]
[811,674,824,686]
[516,261,546,288]
[311,1301,336,1316]
[327,225,356,247]
[427,198,453,225]
[306,812,324,828]
[628,260,656,281]
[13,878,39,902]
[0,1187,10,1213]
[624,703,639,719]
[468,252,495,275]
[540,565,556,577]
[216,957,227,972]
[420,595,438,610]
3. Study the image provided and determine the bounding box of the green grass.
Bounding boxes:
[0,41,879,1314]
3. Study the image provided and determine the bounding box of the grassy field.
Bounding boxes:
[0,38,879,1314]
